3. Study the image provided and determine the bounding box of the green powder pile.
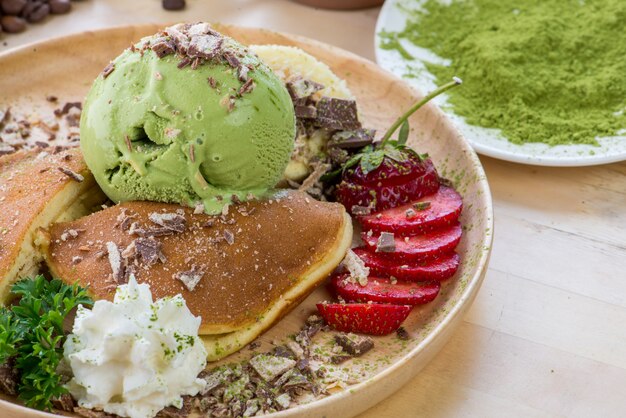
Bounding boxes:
[381,0,626,146]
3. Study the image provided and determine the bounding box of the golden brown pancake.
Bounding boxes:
[39,191,352,360]
[0,148,106,302]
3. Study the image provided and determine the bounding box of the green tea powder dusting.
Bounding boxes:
[381,0,626,146]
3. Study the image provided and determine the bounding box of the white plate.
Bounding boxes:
[374,0,626,167]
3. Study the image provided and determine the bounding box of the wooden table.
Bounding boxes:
[3,1,626,417]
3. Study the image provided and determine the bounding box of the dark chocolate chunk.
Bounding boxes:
[315,97,361,131]
[162,0,185,11]
[351,205,373,216]
[334,333,374,356]
[330,355,352,365]
[376,232,396,253]
[0,361,19,396]
[328,128,375,149]
[396,326,410,340]
[286,77,324,103]
[294,104,317,119]
[51,393,75,412]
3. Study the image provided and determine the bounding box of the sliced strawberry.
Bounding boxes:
[337,158,440,215]
[359,186,462,235]
[330,273,440,305]
[316,302,412,336]
[353,248,460,282]
[362,223,462,262]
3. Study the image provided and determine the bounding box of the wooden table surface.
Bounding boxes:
[2,1,626,417]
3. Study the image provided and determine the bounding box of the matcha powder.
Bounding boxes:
[381,0,626,146]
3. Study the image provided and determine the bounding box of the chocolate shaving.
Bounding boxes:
[223,52,240,68]
[315,97,361,131]
[207,77,217,88]
[106,241,125,284]
[102,63,115,79]
[188,34,223,60]
[189,144,195,163]
[376,232,396,253]
[148,212,187,233]
[223,229,235,245]
[58,166,84,182]
[238,78,255,96]
[135,237,165,266]
[174,264,204,291]
[124,135,132,151]
[151,39,176,58]
[177,57,192,69]
[334,333,374,356]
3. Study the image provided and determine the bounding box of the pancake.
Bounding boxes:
[0,148,107,302]
[39,190,352,360]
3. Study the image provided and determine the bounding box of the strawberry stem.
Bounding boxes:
[380,77,463,146]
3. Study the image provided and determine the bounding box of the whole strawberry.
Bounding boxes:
[326,77,462,215]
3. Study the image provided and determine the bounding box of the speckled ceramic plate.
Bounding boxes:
[0,24,493,418]
[375,0,626,167]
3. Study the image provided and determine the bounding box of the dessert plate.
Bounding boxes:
[375,0,626,167]
[0,24,493,418]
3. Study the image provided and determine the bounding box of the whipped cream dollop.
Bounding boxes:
[63,277,207,418]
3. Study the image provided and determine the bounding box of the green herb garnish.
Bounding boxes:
[0,276,92,410]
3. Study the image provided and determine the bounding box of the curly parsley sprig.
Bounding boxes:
[0,276,92,411]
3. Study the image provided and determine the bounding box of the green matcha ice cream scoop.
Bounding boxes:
[80,23,296,213]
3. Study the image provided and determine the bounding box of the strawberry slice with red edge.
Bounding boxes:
[362,223,462,262]
[354,248,461,282]
[359,186,463,235]
[336,158,440,215]
[330,273,440,305]
[316,302,412,336]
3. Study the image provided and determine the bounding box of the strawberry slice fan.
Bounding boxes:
[317,77,465,336]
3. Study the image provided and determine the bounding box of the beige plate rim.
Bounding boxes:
[0,24,494,418]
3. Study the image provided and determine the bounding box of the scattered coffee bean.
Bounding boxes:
[162,0,185,11]
[49,0,70,14]
[24,2,50,23]
[1,0,27,15]
[0,15,26,33]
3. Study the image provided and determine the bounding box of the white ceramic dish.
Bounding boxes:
[375,0,626,167]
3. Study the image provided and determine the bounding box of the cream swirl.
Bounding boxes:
[63,277,207,418]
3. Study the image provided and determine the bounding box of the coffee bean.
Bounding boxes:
[24,1,49,22]
[1,0,27,15]
[0,15,26,33]
[49,0,70,14]
[162,0,185,11]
